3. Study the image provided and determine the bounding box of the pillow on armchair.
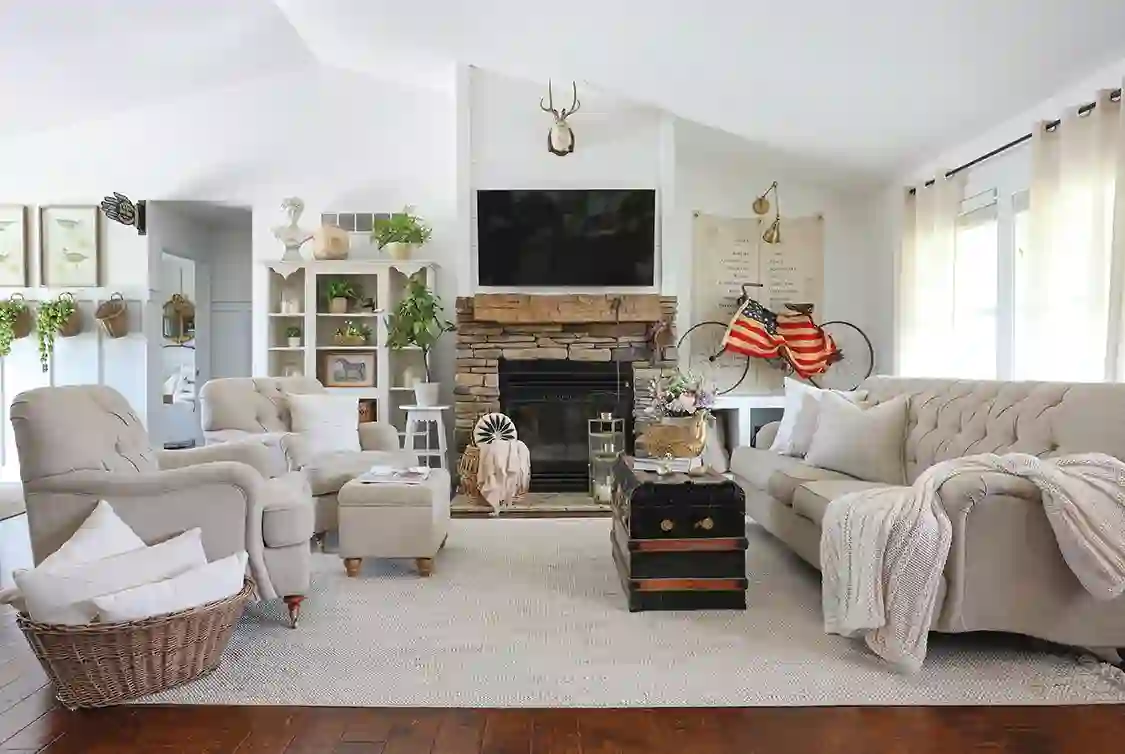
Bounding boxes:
[286,393,361,461]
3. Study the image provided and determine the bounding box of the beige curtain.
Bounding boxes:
[897,174,967,376]
[1019,87,1125,381]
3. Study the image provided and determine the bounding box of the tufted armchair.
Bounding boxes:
[10,385,315,627]
[199,377,417,537]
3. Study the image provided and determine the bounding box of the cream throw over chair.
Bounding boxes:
[200,377,418,536]
[9,385,315,627]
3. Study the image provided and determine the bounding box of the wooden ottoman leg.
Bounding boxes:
[344,558,362,578]
[283,595,304,628]
[416,557,433,577]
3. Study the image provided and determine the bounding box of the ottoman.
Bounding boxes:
[337,469,451,577]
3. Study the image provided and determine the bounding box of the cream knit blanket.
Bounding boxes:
[821,453,1125,672]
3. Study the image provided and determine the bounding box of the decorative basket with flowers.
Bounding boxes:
[638,370,715,459]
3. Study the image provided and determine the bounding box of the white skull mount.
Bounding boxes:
[540,80,581,156]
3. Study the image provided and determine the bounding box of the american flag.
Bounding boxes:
[722,299,838,378]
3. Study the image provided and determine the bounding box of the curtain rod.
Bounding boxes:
[908,87,1122,195]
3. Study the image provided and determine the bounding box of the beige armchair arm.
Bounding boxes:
[23,462,276,597]
[156,441,286,479]
[359,422,401,452]
[755,421,781,449]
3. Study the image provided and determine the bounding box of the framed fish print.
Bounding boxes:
[0,206,29,287]
[40,205,100,287]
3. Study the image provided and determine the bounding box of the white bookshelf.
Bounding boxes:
[263,259,437,426]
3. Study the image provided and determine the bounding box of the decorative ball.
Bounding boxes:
[473,413,517,445]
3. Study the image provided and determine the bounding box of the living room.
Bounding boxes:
[0,1,1124,751]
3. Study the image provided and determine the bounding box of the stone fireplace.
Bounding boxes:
[454,294,678,492]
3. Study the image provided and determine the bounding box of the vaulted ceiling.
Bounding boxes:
[3,0,1124,179]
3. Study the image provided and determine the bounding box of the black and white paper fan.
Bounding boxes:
[473,412,517,445]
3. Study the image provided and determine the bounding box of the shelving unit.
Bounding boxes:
[263,259,437,426]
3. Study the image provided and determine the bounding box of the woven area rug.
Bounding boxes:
[137,519,1125,707]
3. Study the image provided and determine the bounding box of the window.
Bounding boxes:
[950,202,999,378]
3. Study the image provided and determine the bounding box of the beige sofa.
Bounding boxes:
[200,377,424,536]
[732,376,1125,651]
[10,385,314,626]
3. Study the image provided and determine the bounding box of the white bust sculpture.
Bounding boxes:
[272,197,313,262]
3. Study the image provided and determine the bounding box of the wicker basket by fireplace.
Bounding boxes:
[457,443,529,505]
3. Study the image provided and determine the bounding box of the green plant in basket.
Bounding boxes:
[335,320,371,343]
[371,207,432,249]
[384,275,454,381]
[0,295,28,358]
[36,295,77,372]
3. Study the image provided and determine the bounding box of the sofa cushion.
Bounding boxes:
[303,450,420,496]
[262,472,315,548]
[730,447,857,505]
[791,480,892,525]
[805,393,908,485]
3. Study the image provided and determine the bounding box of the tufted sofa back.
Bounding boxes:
[200,377,326,437]
[860,377,1125,483]
[11,385,157,481]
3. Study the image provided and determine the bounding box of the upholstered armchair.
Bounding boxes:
[199,377,417,538]
[9,385,315,627]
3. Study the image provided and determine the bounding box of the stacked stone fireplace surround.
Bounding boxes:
[453,294,679,457]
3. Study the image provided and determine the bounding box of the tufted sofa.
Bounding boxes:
[10,385,314,626]
[731,376,1125,650]
[199,377,420,537]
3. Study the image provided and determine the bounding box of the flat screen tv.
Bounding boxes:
[476,189,656,287]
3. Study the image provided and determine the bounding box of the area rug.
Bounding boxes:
[137,519,1125,707]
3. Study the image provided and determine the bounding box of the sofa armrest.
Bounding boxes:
[936,470,1040,513]
[156,441,286,479]
[755,421,780,449]
[23,463,271,593]
[359,422,401,452]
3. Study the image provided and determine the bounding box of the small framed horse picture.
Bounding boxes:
[322,351,375,388]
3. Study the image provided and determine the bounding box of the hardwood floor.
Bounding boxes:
[0,610,1121,753]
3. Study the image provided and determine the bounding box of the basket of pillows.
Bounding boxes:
[5,501,253,709]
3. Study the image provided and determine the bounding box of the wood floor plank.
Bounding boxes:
[284,708,353,754]
[432,709,486,754]
[0,687,59,749]
[383,709,443,754]
[480,710,533,754]
[530,710,581,754]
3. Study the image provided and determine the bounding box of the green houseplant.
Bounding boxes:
[333,320,371,346]
[285,324,302,347]
[0,294,30,358]
[372,206,432,260]
[36,294,79,372]
[325,279,359,314]
[384,275,454,405]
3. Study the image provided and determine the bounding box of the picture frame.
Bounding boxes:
[0,205,29,287]
[39,205,100,287]
[321,351,375,388]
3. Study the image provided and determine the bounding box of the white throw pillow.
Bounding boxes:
[93,551,248,623]
[769,378,819,454]
[770,378,867,457]
[286,393,361,458]
[38,500,145,571]
[804,393,908,485]
[15,529,208,625]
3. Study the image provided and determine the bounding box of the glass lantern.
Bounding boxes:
[588,412,625,504]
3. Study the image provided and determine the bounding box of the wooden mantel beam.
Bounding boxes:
[471,294,662,324]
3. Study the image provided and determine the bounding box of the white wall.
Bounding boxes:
[206,214,253,380]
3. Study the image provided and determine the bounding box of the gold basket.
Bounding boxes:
[636,413,707,458]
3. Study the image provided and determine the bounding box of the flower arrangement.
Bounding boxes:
[644,370,715,418]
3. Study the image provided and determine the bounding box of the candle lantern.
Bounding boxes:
[588,412,625,504]
[162,293,195,344]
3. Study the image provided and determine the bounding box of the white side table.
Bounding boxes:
[401,404,451,470]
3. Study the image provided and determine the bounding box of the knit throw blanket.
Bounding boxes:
[820,453,1125,672]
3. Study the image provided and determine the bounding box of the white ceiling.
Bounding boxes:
[4,0,1125,179]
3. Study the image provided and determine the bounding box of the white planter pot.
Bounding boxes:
[384,242,414,260]
[414,382,440,407]
[287,337,301,347]
[329,297,349,314]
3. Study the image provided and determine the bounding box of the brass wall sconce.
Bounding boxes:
[753,181,782,244]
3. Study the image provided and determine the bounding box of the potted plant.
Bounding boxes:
[372,206,432,260]
[0,294,31,358]
[325,280,358,314]
[384,275,454,406]
[36,293,81,372]
[333,320,371,346]
[285,325,302,348]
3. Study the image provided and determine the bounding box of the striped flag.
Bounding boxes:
[722,298,785,358]
[776,312,837,378]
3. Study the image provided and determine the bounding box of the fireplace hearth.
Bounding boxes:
[499,360,633,492]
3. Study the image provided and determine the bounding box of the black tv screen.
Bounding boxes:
[476,189,656,286]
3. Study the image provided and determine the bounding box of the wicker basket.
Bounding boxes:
[57,293,82,338]
[333,333,367,346]
[95,293,129,338]
[8,293,31,340]
[18,578,254,709]
[457,443,529,506]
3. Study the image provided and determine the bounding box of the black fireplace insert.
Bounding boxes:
[498,360,634,492]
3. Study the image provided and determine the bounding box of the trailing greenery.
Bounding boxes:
[335,320,371,342]
[0,296,27,358]
[325,279,359,302]
[36,295,77,372]
[384,275,454,381]
[285,325,302,338]
[372,207,432,249]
